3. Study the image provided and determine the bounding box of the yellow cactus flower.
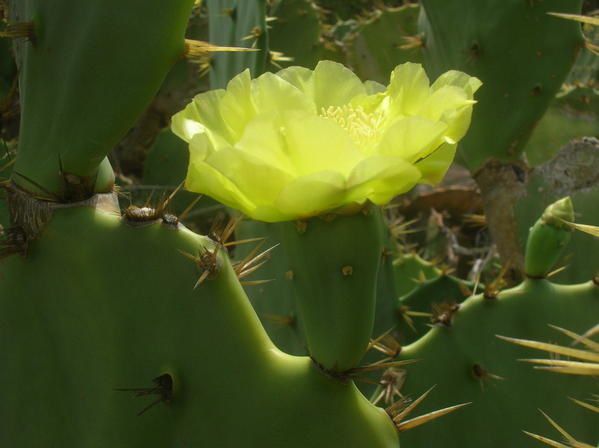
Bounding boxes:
[172,61,481,222]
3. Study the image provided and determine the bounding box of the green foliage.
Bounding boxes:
[207,0,268,88]
[278,209,384,372]
[7,0,195,198]
[398,197,598,446]
[234,218,306,355]
[397,273,476,345]
[268,0,325,69]
[0,38,15,99]
[2,0,598,446]
[419,0,584,170]
[399,279,598,447]
[345,4,422,83]
[525,38,599,166]
[524,197,574,278]
[0,207,398,447]
[515,139,599,284]
[392,253,441,297]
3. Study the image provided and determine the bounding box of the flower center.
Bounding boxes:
[320,105,382,149]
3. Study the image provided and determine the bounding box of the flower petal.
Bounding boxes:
[312,61,366,109]
[376,116,448,162]
[364,80,386,95]
[415,142,457,184]
[218,70,257,141]
[420,72,481,142]
[276,65,314,96]
[236,113,296,175]
[347,155,421,205]
[171,89,229,143]
[431,70,482,96]
[185,134,255,215]
[206,145,294,210]
[275,171,347,219]
[282,113,364,176]
[386,63,431,116]
[251,72,316,115]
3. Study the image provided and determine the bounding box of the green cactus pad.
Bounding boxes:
[399,278,599,447]
[278,208,384,372]
[268,0,325,70]
[8,0,195,198]
[0,205,399,447]
[234,218,306,355]
[207,0,268,88]
[524,197,574,278]
[346,5,422,84]
[397,273,476,345]
[418,0,585,170]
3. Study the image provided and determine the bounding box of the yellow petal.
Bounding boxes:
[419,86,476,141]
[251,72,315,115]
[282,113,364,176]
[171,89,227,142]
[206,145,294,209]
[219,70,257,141]
[184,89,237,147]
[365,80,386,95]
[276,65,314,96]
[376,117,448,161]
[185,134,255,215]
[275,171,346,219]
[431,70,482,96]
[312,60,366,109]
[347,155,422,204]
[387,63,431,116]
[236,113,296,175]
[415,142,457,184]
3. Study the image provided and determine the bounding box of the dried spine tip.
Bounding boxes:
[0,22,34,40]
[386,384,471,433]
[183,39,258,63]
[180,245,221,288]
[242,26,263,41]
[268,51,293,69]
[398,34,424,50]
[431,302,460,327]
[341,265,353,276]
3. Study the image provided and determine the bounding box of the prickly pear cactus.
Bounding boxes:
[346,4,422,84]
[207,0,268,87]
[0,0,400,446]
[418,0,585,170]
[3,0,597,447]
[397,198,599,447]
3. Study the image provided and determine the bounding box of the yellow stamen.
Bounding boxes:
[320,105,383,148]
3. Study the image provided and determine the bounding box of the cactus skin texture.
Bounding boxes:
[346,4,422,84]
[418,0,584,170]
[397,273,476,345]
[207,0,268,88]
[7,0,195,199]
[524,196,573,278]
[397,197,599,447]
[515,138,599,284]
[0,1,400,446]
[278,208,385,372]
[234,218,307,355]
[268,0,324,70]
[0,207,399,447]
